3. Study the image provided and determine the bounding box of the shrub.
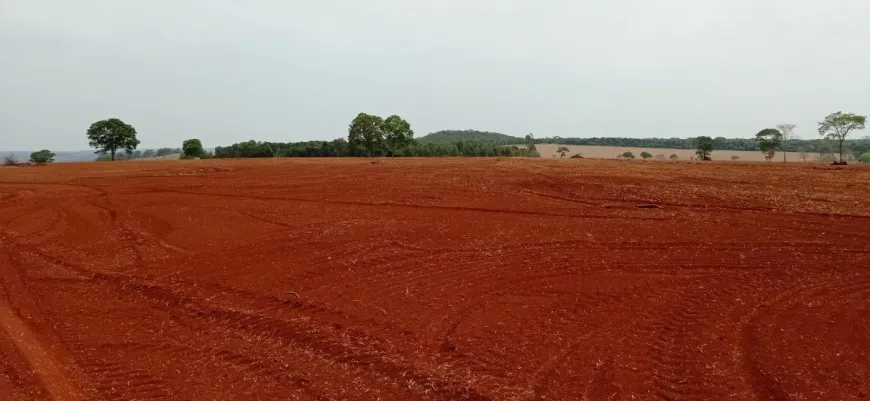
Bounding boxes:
[731,156,740,161]
[29,150,56,164]
[640,151,653,159]
[655,154,666,160]
[3,154,17,166]
[621,151,635,159]
[858,153,870,163]
[669,154,679,160]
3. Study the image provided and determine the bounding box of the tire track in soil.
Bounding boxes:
[142,186,675,222]
[0,249,83,401]
[740,273,870,401]
[10,242,489,400]
[647,275,748,401]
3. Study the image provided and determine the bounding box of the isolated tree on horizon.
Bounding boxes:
[621,151,635,159]
[525,133,537,152]
[669,154,679,160]
[348,113,385,157]
[817,112,866,163]
[182,138,205,159]
[640,151,653,160]
[86,118,139,161]
[556,145,570,158]
[776,124,796,162]
[695,136,714,160]
[29,149,55,164]
[382,115,414,157]
[756,128,782,162]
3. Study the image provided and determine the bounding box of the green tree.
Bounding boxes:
[695,136,714,160]
[858,153,870,163]
[731,155,740,161]
[556,145,570,158]
[755,128,782,162]
[621,151,635,159]
[182,138,205,159]
[640,151,653,159]
[86,118,140,161]
[348,113,384,157]
[29,149,55,164]
[669,154,679,160]
[776,124,796,162]
[525,133,537,153]
[818,112,866,163]
[382,115,414,157]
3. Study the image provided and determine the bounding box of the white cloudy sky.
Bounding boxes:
[1,0,868,149]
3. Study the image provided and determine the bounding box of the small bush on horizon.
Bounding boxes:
[29,150,55,164]
[655,154,666,160]
[640,151,653,159]
[669,154,679,160]
[3,154,18,166]
[621,151,635,159]
[731,156,740,161]
[858,153,870,163]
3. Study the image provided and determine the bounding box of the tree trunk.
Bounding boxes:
[111,150,116,161]
[783,148,786,163]
[839,139,845,163]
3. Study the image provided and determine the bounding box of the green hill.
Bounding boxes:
[418,130,523,145]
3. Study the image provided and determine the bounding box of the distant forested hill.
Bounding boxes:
[418,130,524,145]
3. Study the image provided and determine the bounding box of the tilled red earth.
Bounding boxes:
[0,158,868,401]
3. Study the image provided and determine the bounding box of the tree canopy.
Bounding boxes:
[755,128,782,162]
[695,136,714,160]
[86,118,140,161]
[348,113,385,157]
[818,112,866,163]
[182,138,205,159]
[382,115,414,157]
[776,124,796,162]
[29,149,55,164]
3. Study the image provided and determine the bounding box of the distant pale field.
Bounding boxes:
[527,144,821,162]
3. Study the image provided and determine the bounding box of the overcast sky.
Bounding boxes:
[1,0,869,150]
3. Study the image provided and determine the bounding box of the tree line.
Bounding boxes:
[14,111,869,165]
[213,113,534,158]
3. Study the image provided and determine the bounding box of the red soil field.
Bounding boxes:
[1,158,868,401]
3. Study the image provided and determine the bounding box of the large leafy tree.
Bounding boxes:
[817,112,866,163]
[182,138,205,158]
[382,115,414,157]
[86,118,140,161]
[776,124,796,162]
[755,128,782,162]
[695,136,714,160]
[29,149,55,164]
[348,113,385,157]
